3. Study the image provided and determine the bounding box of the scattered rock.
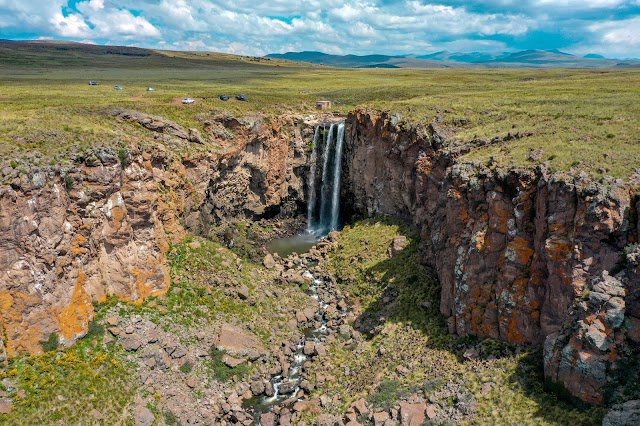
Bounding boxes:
[89,408,104,420]
[0,399,12,414]
[527,148,544,162]
[237,285,250,300]
[263,253,277,269]
[134,405,155,426]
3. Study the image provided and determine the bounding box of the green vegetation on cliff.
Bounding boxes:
[1,41,639,178]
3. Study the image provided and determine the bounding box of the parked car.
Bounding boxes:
[88,81,100,85]
[114,85,124,90]
[182,98,195,104]
[147,87,155,91]
[219,95,229,101]
[236,94,247,101]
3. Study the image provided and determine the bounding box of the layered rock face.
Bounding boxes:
[0,113,312,358]
[342,110,639,404]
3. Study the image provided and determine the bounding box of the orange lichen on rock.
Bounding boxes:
[132,266,169,303]
[1,292,50,355]
[545,236,572,263]
[505,315,525,343]
[507,237,535,266]
[57,272,94,341]
[110,205,126,231]
[71,233,88,255]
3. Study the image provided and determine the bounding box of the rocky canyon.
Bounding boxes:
[1,107,638,423]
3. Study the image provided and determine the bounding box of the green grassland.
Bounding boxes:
[1,41,639,178]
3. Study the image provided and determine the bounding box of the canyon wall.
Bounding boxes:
[2,107,637,406]
[343,110,640,404]
[0,113,311,358]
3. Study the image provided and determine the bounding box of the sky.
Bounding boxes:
[1,0,640,58]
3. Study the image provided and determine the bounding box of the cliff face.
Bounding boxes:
[343,110,640,404]
[2,107,637,406]
[0,113,312,358]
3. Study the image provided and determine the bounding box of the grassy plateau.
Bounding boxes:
[0,41,639,178]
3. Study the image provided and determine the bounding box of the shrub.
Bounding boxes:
[209,347,248,382]
[40,332,60,352]
[179,361,193,374]
[117,147,129,169]
[63,173,74,192]
[367,380,409,411]
[9,160,18,169]
[85,320,105,340]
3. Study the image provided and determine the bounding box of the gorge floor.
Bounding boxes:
[0,218,606,425]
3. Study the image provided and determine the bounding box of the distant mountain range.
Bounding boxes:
[266,49,640,69]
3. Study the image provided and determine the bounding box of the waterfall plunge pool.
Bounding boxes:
[266,233,319,257]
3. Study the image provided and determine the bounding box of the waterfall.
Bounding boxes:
[318,123,335,231]
[330,123,345,231]
[307,121,345,235]
[306,126,321,228]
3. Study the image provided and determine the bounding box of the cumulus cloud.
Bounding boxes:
[0,0,639,57]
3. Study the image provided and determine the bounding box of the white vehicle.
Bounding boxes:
[147,87,155,91]
[182,98,195,104]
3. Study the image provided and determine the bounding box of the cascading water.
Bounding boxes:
[306,126,320,228]
[266,121,345,257]
[307,121,345,235]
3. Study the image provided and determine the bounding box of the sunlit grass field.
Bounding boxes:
[1,42,639,178]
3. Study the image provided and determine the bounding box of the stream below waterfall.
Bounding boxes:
[244,121,347,424]
[243,269,347,424]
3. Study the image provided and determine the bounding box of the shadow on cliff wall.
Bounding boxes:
[341,220,604,424]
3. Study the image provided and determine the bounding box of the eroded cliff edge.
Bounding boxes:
[0,112,314,358]
[343,110,640,405]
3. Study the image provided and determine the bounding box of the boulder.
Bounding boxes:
[120,336,142,352]
[399,402,426,426]
[261,412,277,426]
[237,285,250,300]
[388,236,408,257]
[352,398,369,415]
[303,341,315,356]
[373,411,390,426]
[251,380,265,395]
[603,400,640,426]
[264,253,277,269]
[216,323,265,360]
[134,405,155,426]
[0,399,12,414]
[222,354,245,368]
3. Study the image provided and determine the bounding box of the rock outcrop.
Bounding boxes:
[0,112,314,357]
[342,110,640,404]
